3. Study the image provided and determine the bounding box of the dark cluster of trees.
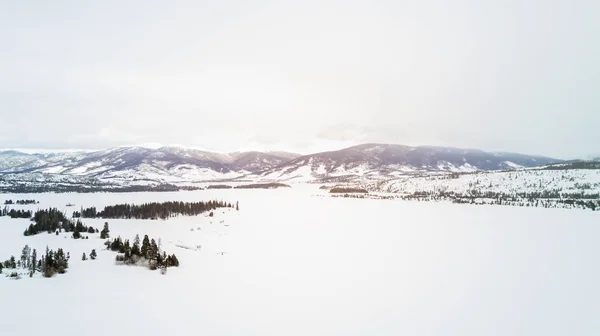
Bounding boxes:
[105,234,179,270]
[329,187,369,194]
[4,199,38,205]
[0,207,32,218]
[397,190,600,211]
[207,184,233,189]
[1,245,69,278]
[331,193,394,200]
[234,183,290,189]
[23,208,99,237]
[0,182,202,194]
[79,200,236,220]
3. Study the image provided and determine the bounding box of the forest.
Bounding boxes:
[4,199,38,205]
[0,182,202,193]
[0,207,32,218]
[76,200,236,220]
[105,234,179,271]
[234,183,290,189]
[23,208,99,236]
[1,245,69,278]
[329,187,369,194]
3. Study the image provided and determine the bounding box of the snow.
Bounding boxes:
[504,161,524,169]
[1,189,600,335]
[38,165,66,174]
[379,169,600,195]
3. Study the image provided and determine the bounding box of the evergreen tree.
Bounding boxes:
[90,249,97,260]
[170,254,179,267]
[100,222,110,239]
[55,248,68,273]
[150,239,158,260]
[131,240,141,257]
[9,255,16,268]
[141,235,150,258]
[31,249,37,273]
[82,253,87,261]
[21,245,31,269]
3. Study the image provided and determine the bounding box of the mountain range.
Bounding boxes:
[0,144,563,185]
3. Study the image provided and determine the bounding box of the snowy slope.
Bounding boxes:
[0,146,299,183]
[260,144,561,182]
[375,169,600,196]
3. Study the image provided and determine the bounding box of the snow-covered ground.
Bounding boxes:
[1,189,599,335]
[377,169,600,196]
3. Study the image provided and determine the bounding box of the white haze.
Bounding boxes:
[1,0,599,158]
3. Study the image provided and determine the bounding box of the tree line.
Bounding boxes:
[0,183,201,194]
[23,208,99,237]
[4,199,38,205]
[76,200,236,220]
[0,207,32,218]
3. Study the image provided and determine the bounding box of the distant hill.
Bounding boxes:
[259,143,561,181]
[0,144,562,184]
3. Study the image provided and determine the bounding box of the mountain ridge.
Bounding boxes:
[0,144,564,184]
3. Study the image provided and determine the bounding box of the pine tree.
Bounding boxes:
[100,222,110,239]
[31,249,37,274]
[236,201,239,211]
[150,239,158,260]
[9,256,16,268]
[21,245,31,269]
[90,249,97,260]
[55,248,68,273]
[141,235,150,258]
[82,253,87,261]
[131,240,141,257]
[170,254,179,267]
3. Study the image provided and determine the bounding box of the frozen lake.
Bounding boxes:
[1,188,599,335]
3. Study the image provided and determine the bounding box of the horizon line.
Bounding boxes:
[0,142,582,160]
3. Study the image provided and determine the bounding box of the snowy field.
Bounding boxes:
[1,187,599,335]
[377,169,600,196]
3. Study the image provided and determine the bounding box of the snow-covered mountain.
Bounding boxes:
[0,146,301,183]
[259,144,561,182]
[0,144,562,185]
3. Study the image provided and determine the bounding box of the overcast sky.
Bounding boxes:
[1,0,598,158]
